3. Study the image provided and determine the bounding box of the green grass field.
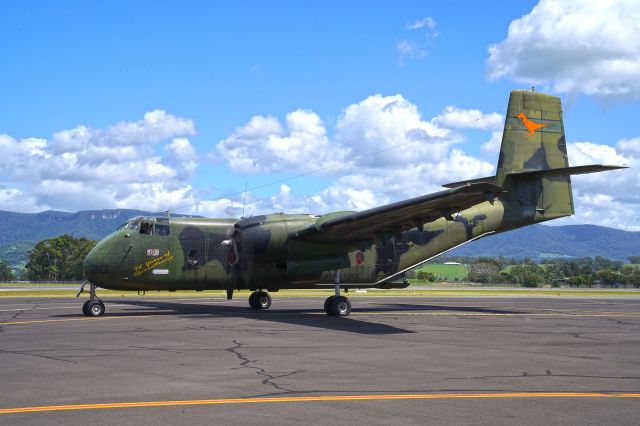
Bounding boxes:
[417,264,469,280]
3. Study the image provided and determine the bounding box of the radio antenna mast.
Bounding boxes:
[241,180,248,218]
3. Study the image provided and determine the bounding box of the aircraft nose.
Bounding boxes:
[83,246,98,281]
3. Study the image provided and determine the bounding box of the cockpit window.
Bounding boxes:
[120,221,140,231]
[154,224,170,236]
[138,222,170,236]
[140,222,153,235]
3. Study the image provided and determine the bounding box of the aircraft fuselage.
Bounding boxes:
[84,200,508,292]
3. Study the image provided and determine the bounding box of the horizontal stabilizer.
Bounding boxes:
[506,164,627,180]
[442,165,626,188]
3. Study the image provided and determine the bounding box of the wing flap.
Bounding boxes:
[292,182,503,243]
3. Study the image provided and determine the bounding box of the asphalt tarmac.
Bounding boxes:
[0,295,638,425]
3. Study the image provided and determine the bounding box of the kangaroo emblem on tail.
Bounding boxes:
[517,112,547,136]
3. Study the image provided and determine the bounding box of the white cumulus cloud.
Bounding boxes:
[432,106,504,130]
[487,0,640,101]
[0,111,199,213]
[216,110,346,174]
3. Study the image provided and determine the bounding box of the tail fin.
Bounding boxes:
[496,89,574,225]
[442,89,626,227]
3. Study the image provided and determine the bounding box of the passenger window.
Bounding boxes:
[154,224,170,236]
[140,222,153,235]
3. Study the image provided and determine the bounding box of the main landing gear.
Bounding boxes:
[249,290,272,310]
[77,281,105,317]
[324,269,351,317]
[247,270,352,316]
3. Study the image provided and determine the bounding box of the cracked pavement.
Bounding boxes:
[0,295,638,425]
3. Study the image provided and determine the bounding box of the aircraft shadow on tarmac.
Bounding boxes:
[54,300,417,335]
[367,303,523,315]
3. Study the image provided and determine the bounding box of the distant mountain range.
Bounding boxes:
[0,209,638,269]
[0,209,177,269]
[448,224,639,261]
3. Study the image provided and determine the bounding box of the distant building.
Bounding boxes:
[443,262,461,265]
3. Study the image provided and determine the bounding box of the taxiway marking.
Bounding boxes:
[1,392,639,415]
[0,316,155,326]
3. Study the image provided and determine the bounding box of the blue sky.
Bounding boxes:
[1,1,639,229]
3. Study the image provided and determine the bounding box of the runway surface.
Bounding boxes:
[0,295,638,425]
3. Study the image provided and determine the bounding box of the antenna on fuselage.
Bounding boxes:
[241,180,248,219]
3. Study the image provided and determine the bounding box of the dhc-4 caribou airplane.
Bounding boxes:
[81,90,626,316]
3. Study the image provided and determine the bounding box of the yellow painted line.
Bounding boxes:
[0,315,154,326]
[1,392,639,415]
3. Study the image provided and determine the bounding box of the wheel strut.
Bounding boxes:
[80,282,105,317]
[324,269,351,316]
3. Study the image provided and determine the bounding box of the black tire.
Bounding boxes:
[82,300,91,316]
[249,291,271,310]
[328,296,351,316]
[323,296,334,314]
[249,292,258,308]
[256,291,271,310]
[86,300,105,317]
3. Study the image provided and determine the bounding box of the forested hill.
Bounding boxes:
[0,209,153,245]
[448,224,639,261]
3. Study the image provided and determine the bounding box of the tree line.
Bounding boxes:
[0,235,96,282]
[461,256,640,287]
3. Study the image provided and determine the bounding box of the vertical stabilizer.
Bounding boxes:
[496,90,574,226]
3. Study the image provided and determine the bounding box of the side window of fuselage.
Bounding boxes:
[154,224,170,236]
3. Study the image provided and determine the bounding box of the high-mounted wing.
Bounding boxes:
[291,182,503,243]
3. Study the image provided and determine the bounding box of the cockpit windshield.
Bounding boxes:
[119,217,171,236]
[119,220,140,231]
[139,222,170,236]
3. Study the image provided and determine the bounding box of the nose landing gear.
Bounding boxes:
[77,281,105,317]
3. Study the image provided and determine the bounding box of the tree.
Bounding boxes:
[469,261,501,283]
[596,269,624,287]
[521,272,543,288]
[567,274,595,287]
[0,261,16,282]
[628,256,640,264]
[416,270,435,282]
[504,264,547,287]
[627,270,640,288]
[26,235,96,281]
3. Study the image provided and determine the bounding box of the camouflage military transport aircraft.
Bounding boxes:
[80,90,626,317]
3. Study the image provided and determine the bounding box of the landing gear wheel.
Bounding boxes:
[326,296,351,317]
[249,291,258,308]
[249,291,271,310]
[86,300,105,317]
[80,282,105,316]
[323,296,334,314]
